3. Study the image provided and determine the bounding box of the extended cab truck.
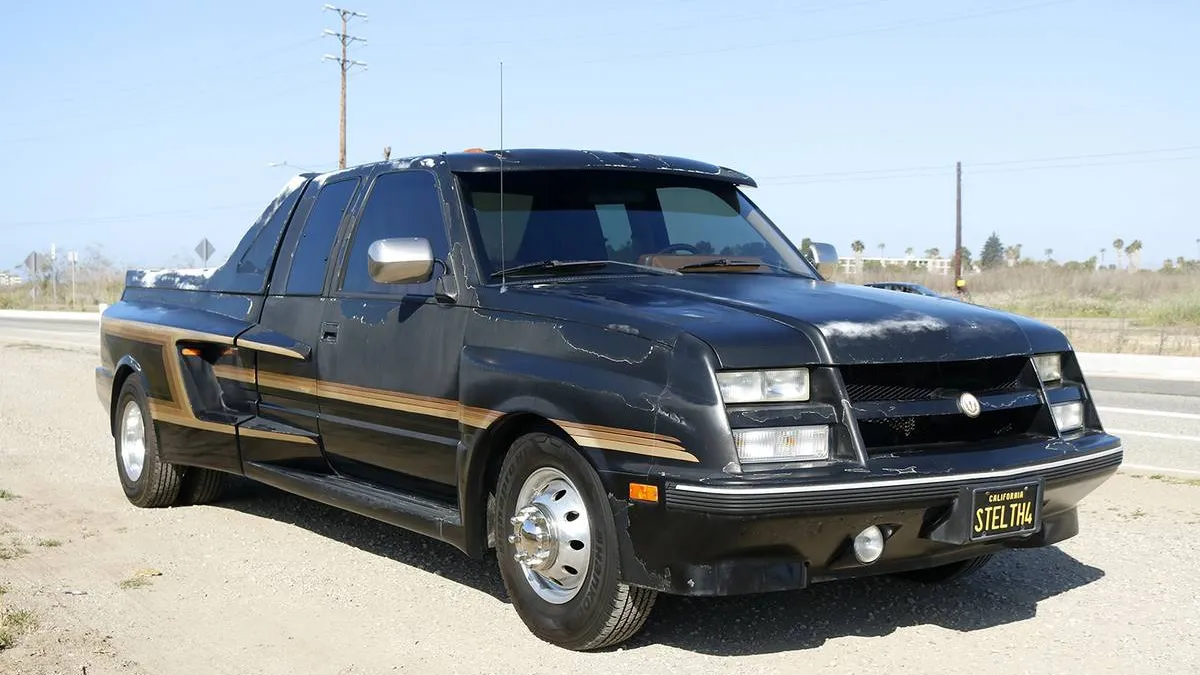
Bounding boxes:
[96,149,1122,650]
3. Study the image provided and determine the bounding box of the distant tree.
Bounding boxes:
[1112,238,1124,269]
[1003,245,1020,267]
[957,246,973,270]
[799,237,812,261]
[694,240,714,255]
[851,240,865,275]
[1162,258,1176,272]
[904,247,914,258]
[1044,248,1053,261]
[979,232,1004,269]
[925,247,940,258]
[1125,239,1143,271]
[877,243,885,257]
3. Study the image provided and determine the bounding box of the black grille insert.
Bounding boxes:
[857,406,1043,452]
[841,357,1029,403]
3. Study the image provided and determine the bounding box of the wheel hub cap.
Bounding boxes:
[510,505,556,570]
[119,400,146,482]
[508,467,592,604]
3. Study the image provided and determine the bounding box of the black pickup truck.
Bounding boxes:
[96,149,1122,650]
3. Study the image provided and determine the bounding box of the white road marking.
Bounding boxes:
[1097,406,1200,421]
[1121,463,1200,477]
[1107,428,1200,443]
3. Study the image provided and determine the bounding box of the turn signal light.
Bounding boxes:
[180,347,202,357]
[629,483,659,503]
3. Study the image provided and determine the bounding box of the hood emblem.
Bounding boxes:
[957,392,982,418]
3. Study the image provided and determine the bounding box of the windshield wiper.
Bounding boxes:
[490,259,681,279]
[676,258,810,277]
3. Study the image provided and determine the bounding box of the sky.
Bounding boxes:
[2,0,1198,273]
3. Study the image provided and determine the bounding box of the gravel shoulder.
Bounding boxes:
[0,340,1197,674]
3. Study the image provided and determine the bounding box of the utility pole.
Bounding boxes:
[323,5,368,169]
[954,161,963,282]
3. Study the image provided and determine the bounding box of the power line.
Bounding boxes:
[389,0,893,51]
[757,144,1200,185]
[5,202,262,229]
[536,0,1075,69]
[323,5,368,170]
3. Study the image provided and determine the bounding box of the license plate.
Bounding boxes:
[969,481,1042,541]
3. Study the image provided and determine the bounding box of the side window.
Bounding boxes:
[340,171,449,295]
[207,178,306,293]
[596,204,634,262]
[285,178,359,295]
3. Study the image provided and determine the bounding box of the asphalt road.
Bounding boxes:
[0,316,98,350]
[0,321,1197,674]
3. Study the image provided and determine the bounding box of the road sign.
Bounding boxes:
[23,251,40,274]
[194,238,216,267]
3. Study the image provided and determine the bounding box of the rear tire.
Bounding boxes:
[113,376,182,508]
[178,468,226,505]
[493,431,656,651]
[896,554,994,583]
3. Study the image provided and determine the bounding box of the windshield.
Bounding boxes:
[455,170,817,281]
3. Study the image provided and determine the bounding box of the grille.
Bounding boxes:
[841,357,1029,402]
[857,406,1042,452]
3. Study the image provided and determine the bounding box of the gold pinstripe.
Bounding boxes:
[107,317,699,462]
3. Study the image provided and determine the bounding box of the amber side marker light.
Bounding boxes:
[629,483,659,503]
[180,347,202,357]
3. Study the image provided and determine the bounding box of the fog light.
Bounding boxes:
[853,525,885,564]
[733,425,830,463]
[1051,401,1084,432]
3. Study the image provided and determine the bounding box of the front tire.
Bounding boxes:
[896,554,995,583]
[177,467,226,505]
[493,431,656,651]
[113,375,183,508]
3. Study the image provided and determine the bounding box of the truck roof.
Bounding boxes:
[311,148,758,187]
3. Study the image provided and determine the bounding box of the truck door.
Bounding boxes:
[240,174,364,472]
[315,168,465,500]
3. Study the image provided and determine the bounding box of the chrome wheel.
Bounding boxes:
[119,400,146,482]
[508,466,592,604]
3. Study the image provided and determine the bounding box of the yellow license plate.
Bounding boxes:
[970,481,1041,541]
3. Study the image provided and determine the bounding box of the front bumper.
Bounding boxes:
[612,439,1122,596]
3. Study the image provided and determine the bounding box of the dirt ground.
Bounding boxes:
[1,341,1198,674]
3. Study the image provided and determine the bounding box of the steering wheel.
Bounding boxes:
[656,243,700,255]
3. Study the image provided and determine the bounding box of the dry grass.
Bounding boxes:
[35,538,62,548]
[0,490,18,501]
[0,544,28,560]
[0,608,38,650]
[850,266,1200,355]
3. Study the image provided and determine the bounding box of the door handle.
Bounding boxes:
[320,322,340,343]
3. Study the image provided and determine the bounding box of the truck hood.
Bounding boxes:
[496,275,1069,368]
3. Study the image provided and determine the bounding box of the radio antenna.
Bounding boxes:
[498,59,507,293]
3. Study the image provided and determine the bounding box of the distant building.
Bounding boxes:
[837,256,953,275]
[0,271,24,286]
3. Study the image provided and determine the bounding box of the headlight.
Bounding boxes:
[1051,401,1083,432]
[717,368,810,404]
[734,425,830,463]
[1033,353,1062,383]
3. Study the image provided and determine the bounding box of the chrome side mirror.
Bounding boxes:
[367,237,434,284]
[807,241,839,278]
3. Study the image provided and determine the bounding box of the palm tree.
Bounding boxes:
[905,247,914,259]
[1112,238,1124,269]
[924,247,940,259]
[1125,239,1143,271]
[877,243,886,258]
[1044,248,1053,261]
[1004,245,1024,267]
[851,240,865,274]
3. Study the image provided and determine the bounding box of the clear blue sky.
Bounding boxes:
[3,0,1197,272]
